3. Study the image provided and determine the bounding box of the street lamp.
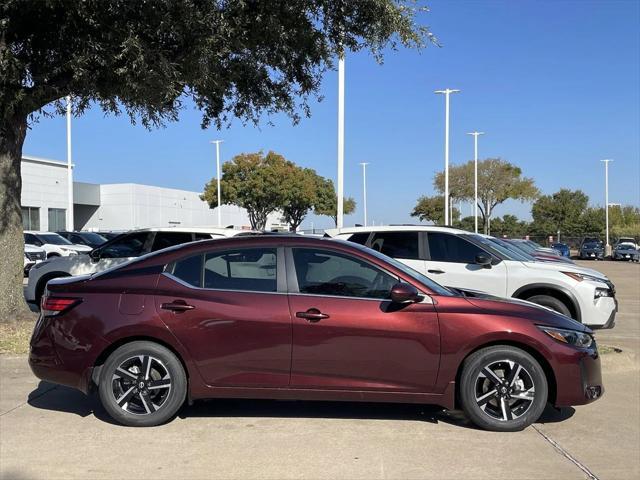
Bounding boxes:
[359,162,369,226]
[66,95,74,231]
[434,88,460,225]
[601,159,613,256]
[337,55,345,229]
[466,131,484,233]
[210,140,224,227]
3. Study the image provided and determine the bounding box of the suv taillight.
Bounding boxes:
[40,296,82,316]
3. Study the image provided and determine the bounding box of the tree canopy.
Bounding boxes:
[433,158,539,234]
[0,0,434,319]
[531,189,589,236]
[411,195,460,225]
[313,178,356,226]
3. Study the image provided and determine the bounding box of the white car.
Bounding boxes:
[326,226,617,329]
[24,231,93,258]
[24,244,46,275]
[26,227,252,305]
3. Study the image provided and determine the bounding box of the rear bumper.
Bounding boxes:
[554,346,604,407]
[28,313,108,394]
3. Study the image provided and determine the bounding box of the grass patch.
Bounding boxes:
[599,344,623,354]
[0,317,36,355]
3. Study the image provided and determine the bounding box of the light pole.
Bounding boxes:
[337,56,345,229]
[359,162,369,226]
[466,131,484,233]
[210,140,224,227]
[434,88,460,225]
[65,96,74,231]
[601,159,613,257]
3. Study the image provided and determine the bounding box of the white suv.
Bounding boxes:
[326,226,617,329]
[26,227,251,305]
[24,231,93,258]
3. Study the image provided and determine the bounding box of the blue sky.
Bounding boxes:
[24,0,640,229]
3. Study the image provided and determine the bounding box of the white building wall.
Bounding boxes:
[81,183,283,231]
[20,156,70,231]
[21,156,284,232]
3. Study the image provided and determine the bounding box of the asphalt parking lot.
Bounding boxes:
[2,261,639,480]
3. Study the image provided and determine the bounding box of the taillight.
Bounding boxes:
[40,296,82,316]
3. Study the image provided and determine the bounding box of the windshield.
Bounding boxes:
[473,235,533,262]
[79,232,107,245]
[617,244,634,250]
[349,242,454,296]
[583,242,602,248]
[38,234,73,245]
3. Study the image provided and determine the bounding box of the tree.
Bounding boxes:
[433,158,539,234]
[490,214,530,238]
[531,189,589,236]
[314,178,356,226]
[201,152,292,230]
[280,166,324,231]
[0,1,434,320]
[411,195,460,225]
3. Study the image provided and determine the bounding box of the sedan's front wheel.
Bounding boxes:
[459,345,548,432]
[98,341,187,427]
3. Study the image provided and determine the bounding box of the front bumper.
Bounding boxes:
[554,345,604,407]
[580,251,604,259]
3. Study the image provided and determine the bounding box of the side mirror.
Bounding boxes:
[390,283,422,304]
[475,253,493,268]
[89,249,101,262]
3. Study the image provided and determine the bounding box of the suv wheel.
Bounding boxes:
[98,341,186,427]
[525,294,571,317]
[459,345,548,432]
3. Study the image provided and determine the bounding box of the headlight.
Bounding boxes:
[595,287,613,298]
[562,271,608,284]
[538,326,594,349]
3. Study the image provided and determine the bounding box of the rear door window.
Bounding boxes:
[204,248,277,292]
[346,232,371,245]
[151,232,195,251]
[369,232,420,259]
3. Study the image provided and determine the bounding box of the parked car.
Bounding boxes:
[30,235,603,431]
[24,231,93,259]
[550,243,570,258]
[614,237,638,250]
[26,227,250,306]
[327,226,616,329]
[57,231,108,248]
[520,239,559,256]
[579,240,604,260]
[613,243,638,261]
[505,239,572,264]
[24,244,46,275]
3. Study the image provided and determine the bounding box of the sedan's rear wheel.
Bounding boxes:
[98,341,186,427]
[460,346,548,432]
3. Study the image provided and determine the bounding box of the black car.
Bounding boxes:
[56,231,108,249]
[613,243,638,261]
[579,240,604,260]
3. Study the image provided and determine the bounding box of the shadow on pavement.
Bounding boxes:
[26,381,575,429]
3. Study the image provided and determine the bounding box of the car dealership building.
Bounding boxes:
[20,155,283,232]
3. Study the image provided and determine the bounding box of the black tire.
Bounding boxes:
[98,341,187,427]
[459,345,548,432]
[525,294,572,318]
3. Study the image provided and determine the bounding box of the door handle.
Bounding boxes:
[161,300,195,312]
[296,308,329,323]
[428,269,445,274]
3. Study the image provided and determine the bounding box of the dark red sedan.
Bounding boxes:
[29,235,603,431]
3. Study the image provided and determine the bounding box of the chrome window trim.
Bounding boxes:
[162,272,284,296]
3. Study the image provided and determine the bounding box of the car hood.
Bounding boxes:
[455,288,589,332]
[24,245,45,253]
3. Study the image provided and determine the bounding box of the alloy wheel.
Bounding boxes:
[474,360,535,422]
[111,355,172,415]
